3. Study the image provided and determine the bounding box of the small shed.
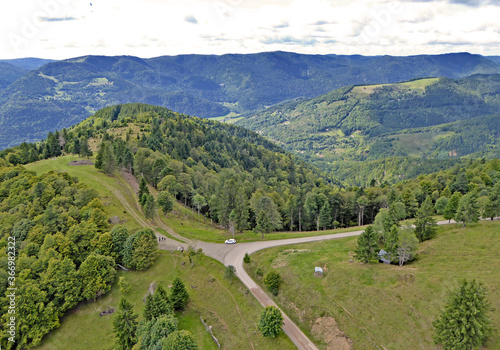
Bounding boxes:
[378,249,391,264]
[314,267,324,277]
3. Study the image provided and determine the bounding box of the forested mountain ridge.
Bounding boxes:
[1,51,500,149]
[237,75,500,185]
[3,103,499,233]
[0,58,54,71]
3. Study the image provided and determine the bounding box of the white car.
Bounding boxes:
[225,238,236,244]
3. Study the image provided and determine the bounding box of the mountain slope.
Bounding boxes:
[0,61,27,91]
[0,57,54,70]
[237,75,500,184]
[1,51,500,149]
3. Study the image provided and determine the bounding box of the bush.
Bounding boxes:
[243,252,251,264]
[258,306,283,338]
[224,265,236,280]
[263,271,282,296]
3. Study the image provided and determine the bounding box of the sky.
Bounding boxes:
[1,0,500,60]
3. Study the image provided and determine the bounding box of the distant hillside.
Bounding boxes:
[0,62,27,91]
[487,56,500,65]
[237,75,500,185]
[1,51,500,149]
[0,57,54,70]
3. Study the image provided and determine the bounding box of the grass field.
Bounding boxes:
[350,78,440,98]
[36,252,295,350]
[246,220,500,350]
[25,156,296,349]
[25,155,143,232]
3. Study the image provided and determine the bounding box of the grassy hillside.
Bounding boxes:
[2,52,500,149]
[23,156,295,350]
[35,252,295,350]
[245,220,500,349]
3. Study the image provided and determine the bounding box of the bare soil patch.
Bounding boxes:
[121,171,139,194]
[67,160,94,166]
[312,316,354,350]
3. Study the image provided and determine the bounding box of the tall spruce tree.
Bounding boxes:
[433,280,491,350]
[170,277,189,311]
[113,298,138,350]
[355,225,379,263]
[138,177,150,206]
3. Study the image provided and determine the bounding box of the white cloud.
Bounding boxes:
[0,0,499,59]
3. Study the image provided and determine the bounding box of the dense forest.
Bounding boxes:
[3,103,499,235]
[237,75,500,185]
[0,165,157,349]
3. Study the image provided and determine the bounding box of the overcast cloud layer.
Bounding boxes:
[1,0,499,59]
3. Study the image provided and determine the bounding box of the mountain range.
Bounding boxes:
[1,51,500,149]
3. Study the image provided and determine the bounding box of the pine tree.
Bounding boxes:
[433,280,491,350]
[143,194,156,220]
[384,225,399,262]
[414,197,437,242]
[138,177,150,206]
[79,137,92,158]
[355,225,379,263]
[170,277,189,311]
[113,298,138,350]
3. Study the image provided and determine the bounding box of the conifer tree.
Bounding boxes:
[138,177,150,206]
[414,197,437,242]
[113,298,138,350]
[170,277,189,311]
[433,280,491,350]
[384,225,399,262]
[482,183,500,220]
[79,137,92,158]
[355,225,379,263]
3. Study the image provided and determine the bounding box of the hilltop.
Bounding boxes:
[1,51,499,149]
